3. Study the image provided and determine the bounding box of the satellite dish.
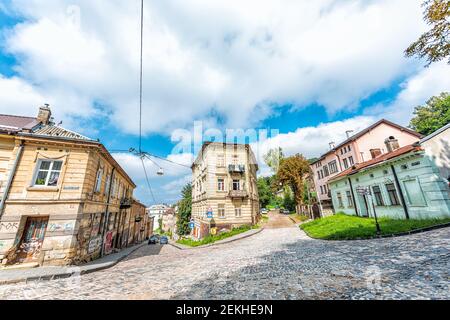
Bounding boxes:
[157,168,164,176]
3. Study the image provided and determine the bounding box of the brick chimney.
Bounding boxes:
[37,104,52,125]
[384,136,400,153]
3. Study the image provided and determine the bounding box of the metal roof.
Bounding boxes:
[32,124,93,141]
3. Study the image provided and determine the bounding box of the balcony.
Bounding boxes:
[229,190,249,198]
[120,197,132,209]
[228,164,245,174]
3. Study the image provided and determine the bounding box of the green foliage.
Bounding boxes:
[177,225,256,247]
[409,92,450,135]
[301,213,450,240]
[276,154,311,206]
[405,0,450,65]
[282,188,296,212]
[176,183,192,236]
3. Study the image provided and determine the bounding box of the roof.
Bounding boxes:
[311,119,423,165]
[0,114,40,132]
[329,144,423,182]
[32,124,93,141]
[420,122,450,144]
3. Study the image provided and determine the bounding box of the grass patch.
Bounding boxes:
[261,215,269,223]
[300,213,450,240]
[177,224,258,247]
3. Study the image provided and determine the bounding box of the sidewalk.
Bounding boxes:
[170,227,263,250]
[0,242,146,285]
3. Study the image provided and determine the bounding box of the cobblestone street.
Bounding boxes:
[0,220,449,300]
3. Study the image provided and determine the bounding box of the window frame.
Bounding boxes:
[329,161,338,174]
[372,185,385,206]
[385,183,400,206]
[235,207,242,217]
[346,190,354,207]
[217,178,225,191]
[33,159,64,187]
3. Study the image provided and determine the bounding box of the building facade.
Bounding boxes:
[191,142,260,239]
[328,141,450,220]
[146,204,170,231]
[420,123,450,185]
[310,119,422,216]
[128,199,151,245]
[0,106,138,266]
[161,207,177,235]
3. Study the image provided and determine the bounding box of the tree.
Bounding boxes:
[409,92,450,135]
[176,183,192,236]
[264,147,284,173]
[405,0,450,65]
[257,177,273,208]
[276,154,312,208]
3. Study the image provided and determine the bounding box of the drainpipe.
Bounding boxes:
[347,177,359,217]
[0,142,24,218]
[100,167,116,257]
[391,165,410,220]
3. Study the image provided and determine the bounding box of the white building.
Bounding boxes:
[146,204,170,231]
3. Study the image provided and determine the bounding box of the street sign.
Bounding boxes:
[356,186,371,196]
[207,211,213,219]
[189,222,195,229]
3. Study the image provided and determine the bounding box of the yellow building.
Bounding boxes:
[0,106,137,266]
[191,142,260,239]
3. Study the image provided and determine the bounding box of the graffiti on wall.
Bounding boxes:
[104,231,113,254]
[88,236,102,254]
[48,222,75,233]
[0,222,19,233]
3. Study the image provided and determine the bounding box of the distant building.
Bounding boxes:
[146,204,170,231]
[328,127,450,220]
[161,207,177,235]
[310,119,422,216]
[191,142,260,239]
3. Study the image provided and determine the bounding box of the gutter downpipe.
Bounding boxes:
[0,142,24,218]
[100,167,116,257]
[391,164,410,220]
[347,177,359,217]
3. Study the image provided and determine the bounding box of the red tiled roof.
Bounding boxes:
[329,144,423,182]
[0,114,40,132]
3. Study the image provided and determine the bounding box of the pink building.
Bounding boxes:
[310,119,422,215]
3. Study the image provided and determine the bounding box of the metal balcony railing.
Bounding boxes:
[228,164,245,173]
[229,189,249,198]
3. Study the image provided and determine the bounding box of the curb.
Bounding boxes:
[0,242,147,285]
[301,222,450,242]
[169,228,264,250]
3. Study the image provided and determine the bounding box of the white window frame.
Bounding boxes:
[218,205,225,219]
[33,159,63,187]
[94,167,103,193]
[218,178,225,191]
[235,207,242,217]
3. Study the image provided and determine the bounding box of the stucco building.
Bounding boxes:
[191,142,260,239]
[146,204,170,231]
[0,106,138,266]
[328,125,450,220]
[310,119,422,216]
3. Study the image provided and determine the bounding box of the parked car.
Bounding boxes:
[148,235,159,245]
[260,208,268,214]
[159,236,169,245]
[281,209,290,215]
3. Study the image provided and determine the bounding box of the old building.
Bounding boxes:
[146,204,170,231]
[328,131,450,220]
[127,199,151,245]
[310,119,422,216]
[191,142,260,239]
[161,207,177,235]
[0,106,137,266]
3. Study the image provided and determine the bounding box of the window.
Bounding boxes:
[218,204,225,218]
[372,186,384,206]
[218,178,225,191]
[217,154,225,167]
[329,161,338,174]
[348,145,351,151]
[337,192,344,208]
[94,167,103,193]
[343,158,349,169]
[235,207,242,217]
[403,179,426,206]
[346,191,353,207]
[386,183,400,206]
[323,166,330,177]
[320,186,324,194]
[104,173,111,196]
[232,180,240,191]
[348,156,354,166]
[34,160,63,187]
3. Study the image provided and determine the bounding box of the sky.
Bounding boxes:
[0,0,449,205]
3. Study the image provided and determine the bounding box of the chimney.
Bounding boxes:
[385,136,400,153]
[346,130,354,139]
[329,142,336,150]
[37,104,52,125]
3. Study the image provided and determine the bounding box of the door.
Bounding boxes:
[357,194,369,217]
[15,217,49,264]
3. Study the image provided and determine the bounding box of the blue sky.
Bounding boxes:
[0,0,449,205]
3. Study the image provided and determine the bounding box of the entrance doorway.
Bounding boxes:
[15,216,49,264]
[357,194,370,217]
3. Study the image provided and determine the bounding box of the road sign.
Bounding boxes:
[189,222,195,229]
[356,186,371,196]
[210,227,217,236]
[207,211,213,219]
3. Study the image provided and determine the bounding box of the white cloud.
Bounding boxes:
[1,0,429,135]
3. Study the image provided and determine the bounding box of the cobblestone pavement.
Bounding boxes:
[264,211,295,229]
[0,223,449,300]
